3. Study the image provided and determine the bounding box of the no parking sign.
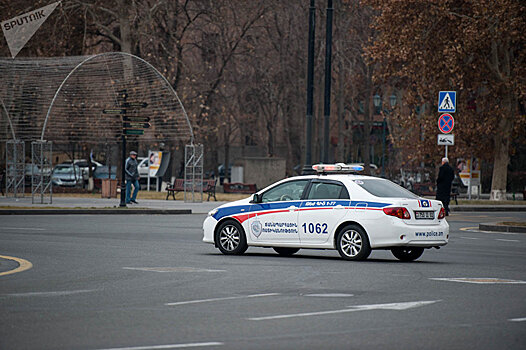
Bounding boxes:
[438,113,454,134]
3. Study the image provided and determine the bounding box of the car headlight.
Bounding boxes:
[208,209,218,217]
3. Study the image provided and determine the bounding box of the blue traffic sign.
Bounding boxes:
[438,113,454,134]
[438,91,456,113]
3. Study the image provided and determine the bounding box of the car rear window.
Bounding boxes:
[353,179,418,198]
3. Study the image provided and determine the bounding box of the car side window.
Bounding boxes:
[261,180,309,203]
[307,181,349,200]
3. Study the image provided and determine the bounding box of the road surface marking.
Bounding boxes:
[430,278,526,284]
[248,300,440,321]
[495,239,520,242]
[123,267,225,273]
[2,227,46,231]
[459,227,518,235]
[509,317,526,322]
[304,293,354,298]
[166,293,280,306]
[95,342,223,350]
[459,237,479,240]
[459,227,478,231]
[6,289,96,297]
[0,255,33,277]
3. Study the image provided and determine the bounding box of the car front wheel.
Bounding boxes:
[391,247,424,262]
[336,225,371,261]
[215,220,248,255]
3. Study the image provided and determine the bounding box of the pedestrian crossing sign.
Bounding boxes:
[438,91,456,113]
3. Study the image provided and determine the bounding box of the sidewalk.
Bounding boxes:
[1,195,525,215]
[0,196,225,215]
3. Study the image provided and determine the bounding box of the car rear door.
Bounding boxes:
[298,180,350,244]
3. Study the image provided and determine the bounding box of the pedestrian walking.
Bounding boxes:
[125,151,140,204]
[436,157,454,215]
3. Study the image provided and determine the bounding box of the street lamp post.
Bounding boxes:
[322,0,333,163]
[303,0,316,174]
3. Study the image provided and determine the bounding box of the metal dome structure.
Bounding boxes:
[0,53,200,202]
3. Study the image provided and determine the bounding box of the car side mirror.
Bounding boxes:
[250,193,261,203]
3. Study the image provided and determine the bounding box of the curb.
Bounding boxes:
[479,222,526,233]
[0,209,192,215]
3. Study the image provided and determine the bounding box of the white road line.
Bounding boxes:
[2,227,46,231]
[509,317,526,322]
[495,239,520,242]
[304,293,354,298]
[430,278,526,284]
[94,342,223,350]
[6,289,97,297]
[459,237,479,240]
[165,293,280,306]
[123,267,225,273]
[248,300,440,321]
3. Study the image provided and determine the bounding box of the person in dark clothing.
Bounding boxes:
[125,151,140,204]
[436,157,455,215]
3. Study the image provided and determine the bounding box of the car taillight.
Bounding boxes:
[438,207,446,219]
[383,207,411,219]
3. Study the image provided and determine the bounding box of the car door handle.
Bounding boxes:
[288,206,298,212]
[335,205,345,210]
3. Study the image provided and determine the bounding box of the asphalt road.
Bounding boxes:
[1,212,525,350]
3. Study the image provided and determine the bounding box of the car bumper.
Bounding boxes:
[203,216,218,244]
[367,219,449,249]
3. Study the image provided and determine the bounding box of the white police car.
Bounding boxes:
[203,164,448,261]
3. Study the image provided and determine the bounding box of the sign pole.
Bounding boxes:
[119,133,127,207]
[469,156,473,200]
[445,145,448,159]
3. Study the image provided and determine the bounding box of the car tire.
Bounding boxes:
[391,247,424,262]
[215,220,248,255]
[273,247,300,256]
[336,224,371,261]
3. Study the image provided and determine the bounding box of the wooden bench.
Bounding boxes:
[166,178,185,200]
[223,182,257,194]
[166,178,217,201]
[203,178,217,201]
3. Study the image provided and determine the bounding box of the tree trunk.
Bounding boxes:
[490,94,514,200]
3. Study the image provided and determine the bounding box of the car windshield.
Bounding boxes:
[354,178,418,198]
[54,166,79,174]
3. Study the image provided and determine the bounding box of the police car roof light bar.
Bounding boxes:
[312,163,364,174]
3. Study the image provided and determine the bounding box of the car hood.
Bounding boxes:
[214,196,252,210]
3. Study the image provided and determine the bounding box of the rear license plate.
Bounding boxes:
[415,211,434,220]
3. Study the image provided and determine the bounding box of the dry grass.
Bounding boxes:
[51,191,249,202]
[500,222,526,227]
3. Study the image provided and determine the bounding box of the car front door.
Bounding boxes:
[247,179,309,244]
[298,180,350,244]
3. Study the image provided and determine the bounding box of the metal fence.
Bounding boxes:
[5,139,25,198]
[184,144,204,202]
[31,140,53,204]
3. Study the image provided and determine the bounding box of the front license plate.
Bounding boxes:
[415,211,434,220]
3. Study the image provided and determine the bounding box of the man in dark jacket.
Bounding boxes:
[125,151,140,204]
[436,157,455,215]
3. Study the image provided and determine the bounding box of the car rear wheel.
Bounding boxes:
[273,247,300,256]
[391,247,424,262]
[215,220,248,255]
[336,225,371,261]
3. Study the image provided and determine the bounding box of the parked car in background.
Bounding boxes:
[93,166,117,180]
[52,164,82,187]
[69,159,103,183]
[138,157,149,178]
[24,164,41,182]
